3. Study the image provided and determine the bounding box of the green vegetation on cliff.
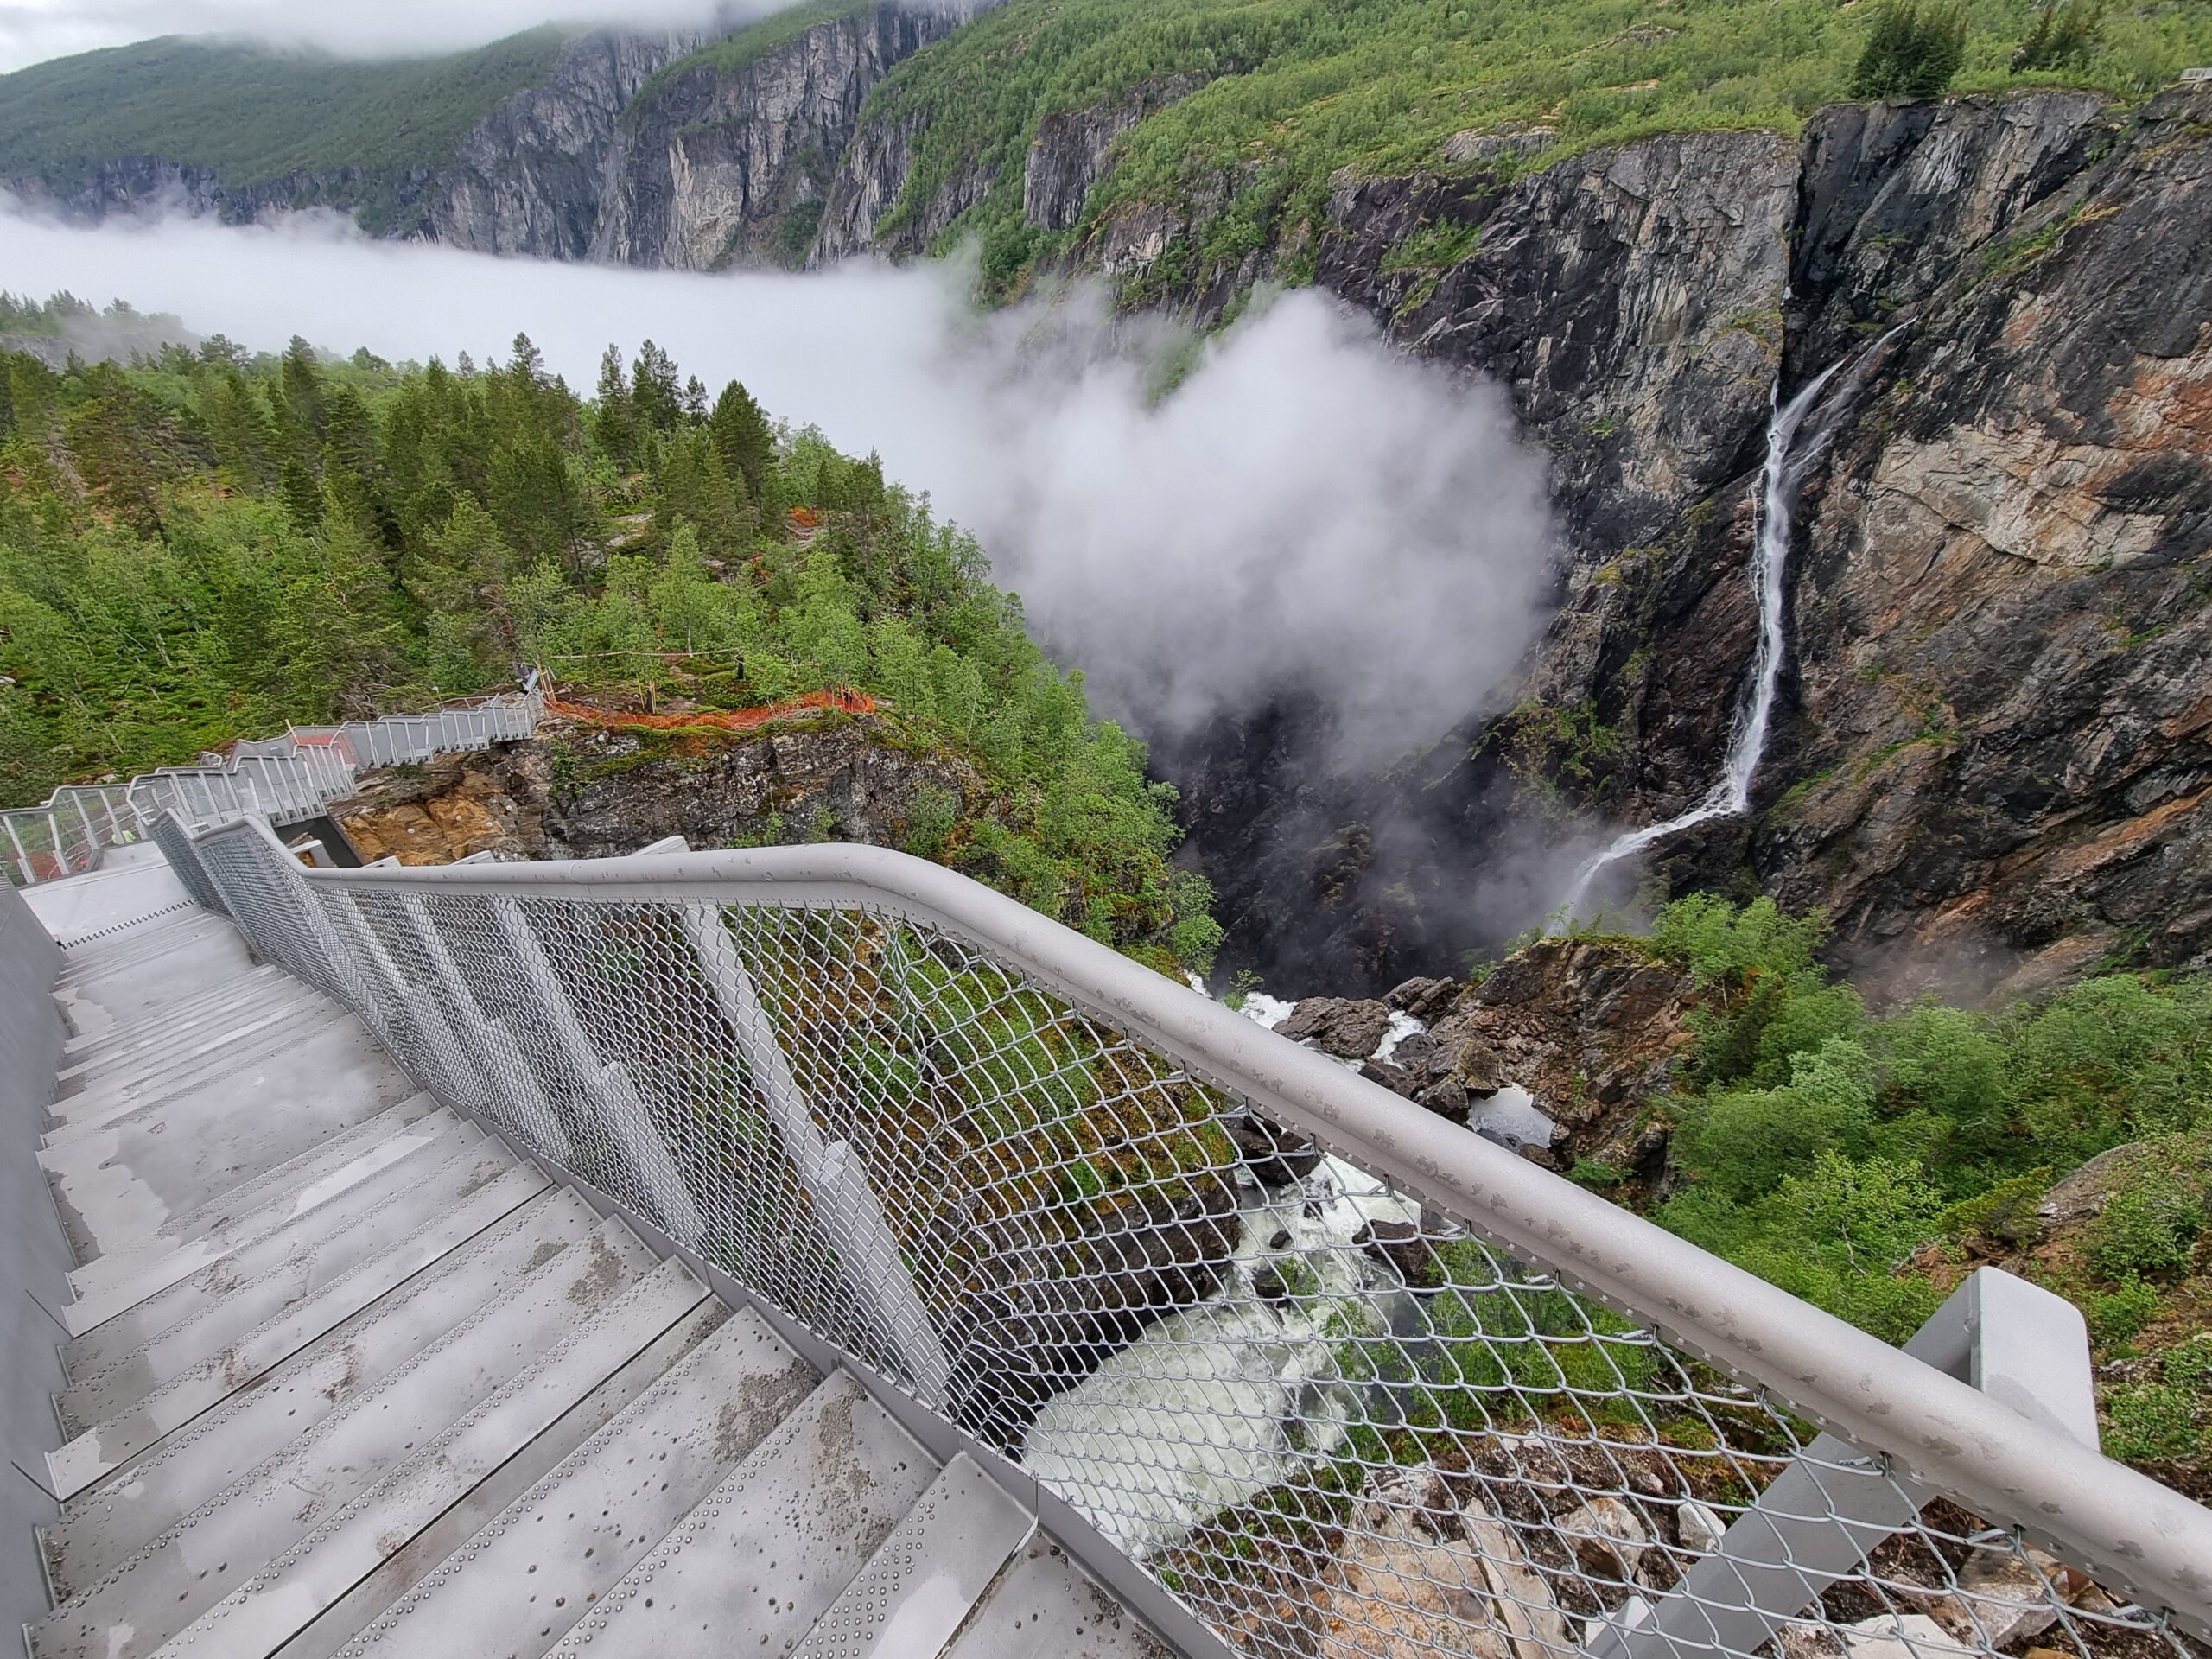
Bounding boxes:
[1633,895,2212,1471]
[858,0,2210,294]
[0,308,1219,969]
[0,30,565,227]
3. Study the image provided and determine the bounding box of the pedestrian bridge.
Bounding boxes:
[3,814,2208,1659]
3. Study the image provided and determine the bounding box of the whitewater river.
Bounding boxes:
[1022,992,1555,1554]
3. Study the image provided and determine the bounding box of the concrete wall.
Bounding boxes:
[0,880,66,1631]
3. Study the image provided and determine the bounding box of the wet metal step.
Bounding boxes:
[40,1019,423,1261]
[59,1123,504,1375]
[48,988,334,1118]
[48,1166,555,1490]
[940,1535,1176,1659]
[29,1237,692,1659]
[156,1258,721,1659]
[328,1305,817,1659]
[58,1106,475,1335]
[43,1195,626,1596]
[547,1370,937,1659]
[791,1453,1034,1659]
[62,1093,444,1301]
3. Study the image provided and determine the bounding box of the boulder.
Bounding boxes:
[1279,996,1394,1058]
[1386,976,1460,1019]
[1556,1495,1650,1580]
[1675,1498,1726,1554]
[1354,1219,1446,1290]
[1227,1112,1323,1187]
[1840,1613,1971,1659]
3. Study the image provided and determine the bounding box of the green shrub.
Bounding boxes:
[2083,1277,2164,1347]
[1850,2,1969,99]
[2103,1382,2203,1463]
[2087,1169,2206,1280]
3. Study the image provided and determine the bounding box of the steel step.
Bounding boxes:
[545,1370,937,1659]
[29,1239,694,1659]
[156,1259,723,1659]
[53,913,239,989]
[51,927,256,1033]
[50,981,330,1106]
[58,1106,475,1334]
[43,1194,625,1595]
[62,1093,446,1300]
[44,1002,369,1146]
[48,1166,555,1488]
[59,1121,503,1372]
[323,1304,818,1659]
[791,1453,1034,1659]
[940,1535,1176,1659]
[54,963,292,1062]
[40,1019,423,1262]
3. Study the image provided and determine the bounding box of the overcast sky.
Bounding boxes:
[0,0,770,73]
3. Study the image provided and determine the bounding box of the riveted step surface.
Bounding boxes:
[52,925,256,1034]
[55,963,294,1065]
[941,1536,1177,1659]
[327,1304,818,1659]
[156,1259,722,1659]
[59,1119,503,1370]
[29,1234,690,1659]
[50,983,333,1111]
[62,1092,446,1302]
[790,1453,1034,1659]
[41,999,369,1148]
[59,1104,475,1335]
[42,1194,628,1598]
[546,1370,938,1659]
[48,1166,556,1488]
[41,1017,423,1261]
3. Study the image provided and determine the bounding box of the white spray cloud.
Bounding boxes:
[0,0,799,73]
[0,201,1557,750]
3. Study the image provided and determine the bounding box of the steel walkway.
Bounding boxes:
[19,889,1167,1659]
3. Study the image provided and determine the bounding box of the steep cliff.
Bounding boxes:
[592,3,976,270]
[1161,89,2212,1001]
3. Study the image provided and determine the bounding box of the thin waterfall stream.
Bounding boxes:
[1561,340,1885,921]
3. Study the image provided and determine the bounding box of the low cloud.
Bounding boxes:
[0,200,1556,758]
[0,0,791,73]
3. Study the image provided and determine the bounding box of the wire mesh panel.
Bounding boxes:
[172,829,2212,1659]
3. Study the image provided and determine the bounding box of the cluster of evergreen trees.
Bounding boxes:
[0,313,1220,970]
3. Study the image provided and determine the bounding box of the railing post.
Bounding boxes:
[1600,1268,2100,1659]
[384,893,578,1164]
[486,895,706,1246]
[679,899,957,1411]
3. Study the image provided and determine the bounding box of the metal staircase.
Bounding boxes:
[19,880,1167,1659]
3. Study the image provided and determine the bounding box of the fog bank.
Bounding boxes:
[0,202,1556,753]
[0,0,793,73]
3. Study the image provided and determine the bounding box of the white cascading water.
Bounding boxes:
[1560,350,1855,920]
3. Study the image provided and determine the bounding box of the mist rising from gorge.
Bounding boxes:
[0,202,1559,766]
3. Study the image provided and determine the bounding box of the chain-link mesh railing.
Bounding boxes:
[2,683,543,887]
[175,820,2212,1659]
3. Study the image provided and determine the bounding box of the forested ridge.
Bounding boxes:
[0,295,1219,971]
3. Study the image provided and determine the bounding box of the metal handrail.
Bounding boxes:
[170,823,2212,1656]
[1,682,543,887]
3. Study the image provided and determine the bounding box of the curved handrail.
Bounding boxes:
[303,842,2212,1631]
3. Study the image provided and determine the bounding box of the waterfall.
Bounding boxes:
[1560,346,1867,921]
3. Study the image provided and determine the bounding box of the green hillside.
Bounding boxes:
[855,0,2212,289]
[0,30,566,222]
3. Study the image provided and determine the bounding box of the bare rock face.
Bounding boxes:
[334,711,983,866]
[592,4,970,270]
[1276,995,1392,1058]
[1021,77,1202,232]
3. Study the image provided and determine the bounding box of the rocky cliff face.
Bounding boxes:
[334,711,984,864]
[1159,90,2212,1003]
[592,4,974,270]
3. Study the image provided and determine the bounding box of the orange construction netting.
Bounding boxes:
[541,686,878,734]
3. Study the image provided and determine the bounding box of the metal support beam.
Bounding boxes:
[1600,1269,2099,1659]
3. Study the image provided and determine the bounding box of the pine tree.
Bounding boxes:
[1852,2,1969,99]
[2013,1,2104,72]
[631,340,683,435]
[709,379,775,499]
[592,345,638,469]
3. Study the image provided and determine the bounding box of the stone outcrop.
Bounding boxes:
[334,709,984,864]
[592,4,972,270]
